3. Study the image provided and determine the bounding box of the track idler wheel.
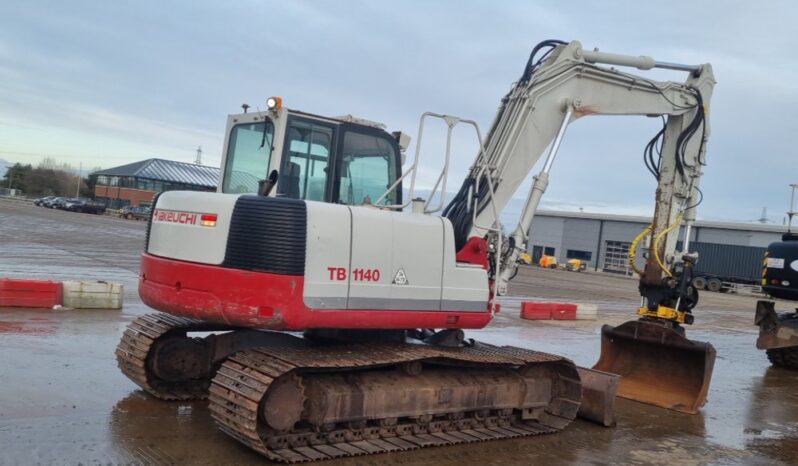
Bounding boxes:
[149,336,213,382]
[593,319,716,414]
[262,374,305,432]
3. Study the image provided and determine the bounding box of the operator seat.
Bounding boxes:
[277,162,301,199]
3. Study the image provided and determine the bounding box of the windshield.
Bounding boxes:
[222,121,274,193]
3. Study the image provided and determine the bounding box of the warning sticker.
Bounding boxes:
[767,257,785,269]
[393,268,408,285]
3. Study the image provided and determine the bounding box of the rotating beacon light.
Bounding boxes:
[266,96,283,110]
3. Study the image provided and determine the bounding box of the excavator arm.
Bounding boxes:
[445,40,715,301]
[444,40,717,414]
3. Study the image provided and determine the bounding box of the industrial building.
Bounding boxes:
[90,158,217,207]
[528,210,788,278]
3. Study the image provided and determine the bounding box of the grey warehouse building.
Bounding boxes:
[528,210,788,277]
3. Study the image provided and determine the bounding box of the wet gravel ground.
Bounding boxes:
[1,198,796,465]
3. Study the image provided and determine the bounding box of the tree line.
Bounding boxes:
[2,158,99,198]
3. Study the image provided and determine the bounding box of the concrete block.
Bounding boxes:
[62,280,123,309]
[575,303,598,320]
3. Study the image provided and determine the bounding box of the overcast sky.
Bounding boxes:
[1,1,797,223]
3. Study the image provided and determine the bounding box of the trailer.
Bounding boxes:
[687,241,765,293]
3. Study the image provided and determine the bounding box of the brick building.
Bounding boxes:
[90,158,218,208]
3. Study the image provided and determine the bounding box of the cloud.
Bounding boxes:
[1,0,797,222]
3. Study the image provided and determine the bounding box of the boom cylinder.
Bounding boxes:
[581,49,700,73]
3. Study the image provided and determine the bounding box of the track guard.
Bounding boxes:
[755,300,798,350]
[592,320,716,414]
[755,300,798,370]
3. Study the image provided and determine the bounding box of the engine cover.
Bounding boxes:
[141,192,490,330]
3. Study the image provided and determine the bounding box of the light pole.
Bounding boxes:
[788,184,798,233]
[75,162,82,197]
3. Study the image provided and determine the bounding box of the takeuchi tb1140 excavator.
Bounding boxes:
[117,40,716,462]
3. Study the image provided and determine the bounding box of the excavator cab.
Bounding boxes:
[220,99,407,206]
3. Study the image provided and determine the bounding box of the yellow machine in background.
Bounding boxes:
[539,255,558,268]
[566,258,587,272]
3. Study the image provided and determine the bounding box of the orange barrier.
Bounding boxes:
[0,278,63,308]
[520,301,594,320]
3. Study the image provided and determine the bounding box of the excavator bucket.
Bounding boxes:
[593,320,716,414]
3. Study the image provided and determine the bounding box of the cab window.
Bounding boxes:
[277,119,334,201]
[222,121,274,194]
[338,131,399,205]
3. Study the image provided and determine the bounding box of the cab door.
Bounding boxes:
[333,125,402,206]
[276,116,336,202]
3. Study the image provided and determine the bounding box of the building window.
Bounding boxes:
[544,247,555,256]
[567,249,592,261]
[97,175,108,185]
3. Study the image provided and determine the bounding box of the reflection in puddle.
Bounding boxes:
[0,319,57,335]
[745,367,798,452]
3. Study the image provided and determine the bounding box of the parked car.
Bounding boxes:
[62,198,106,214]
[34,196,55,206]
[49,197,67,209]
[119,205,152,220]
[56,197,80,210]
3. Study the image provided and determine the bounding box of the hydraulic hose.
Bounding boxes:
[628,224,653,276]
[652,213,684,278]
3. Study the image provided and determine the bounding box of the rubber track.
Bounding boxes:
[209,344,581,463]
[766,347,798,370]
[116,313,217,400]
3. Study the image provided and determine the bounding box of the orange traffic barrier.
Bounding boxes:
[0,278,63,308]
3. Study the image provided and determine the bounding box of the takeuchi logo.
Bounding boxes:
[152,209,199,225]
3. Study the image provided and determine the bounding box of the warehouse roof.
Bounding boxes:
[536,209,791,234]
[91,158,219,187]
